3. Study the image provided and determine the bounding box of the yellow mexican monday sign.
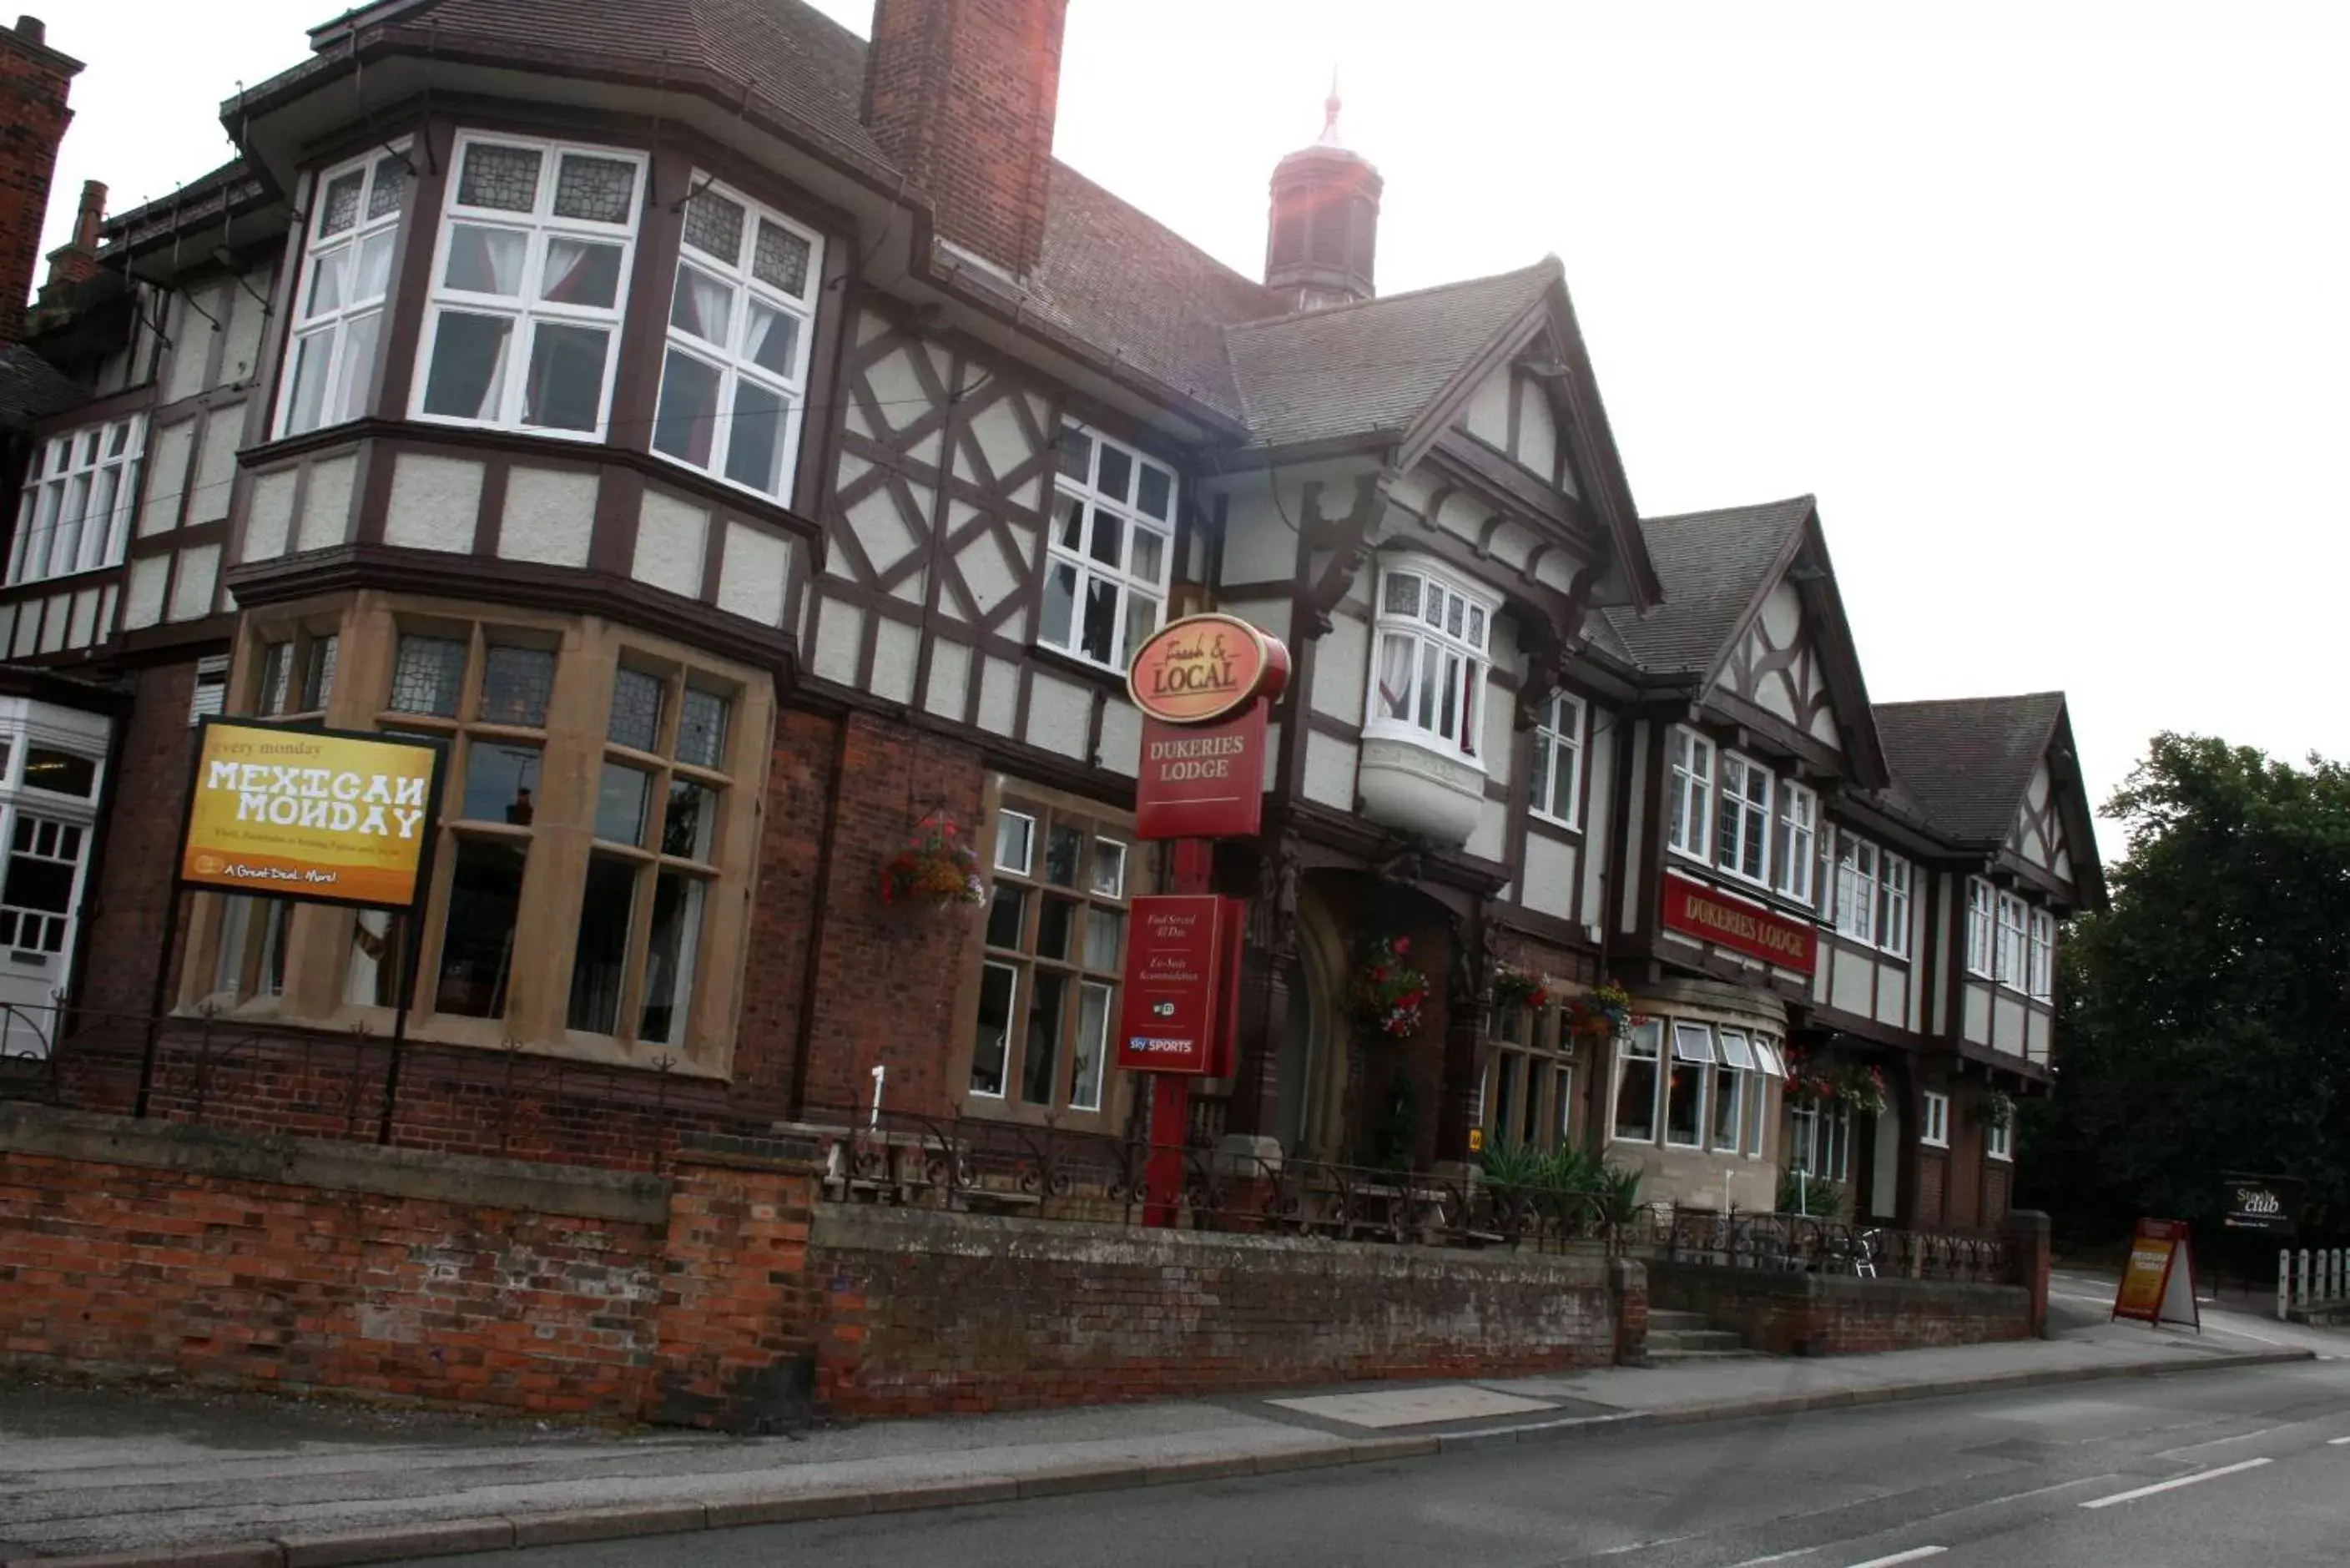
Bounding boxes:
[180,721,444,910]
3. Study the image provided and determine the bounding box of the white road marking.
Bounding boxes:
[2155,1422,2292,1458]
[2329,1435,2350,1446]
[1841,1550,1946,1568]
[1724,1550,1817,1567]
[2080,1457,2272,1509]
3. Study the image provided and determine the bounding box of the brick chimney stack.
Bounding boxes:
[860,0,1069,279]
[0,14,82,341]
[34,175,102,310]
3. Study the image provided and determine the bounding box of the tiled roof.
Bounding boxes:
[0,345,88,431]
[1872,693,2067,845]
[1596,497,1814,677]
[1223,261,1558,449]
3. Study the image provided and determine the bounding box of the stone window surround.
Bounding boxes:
[947,773,1152,1135]
[1480,989,1579,1152]
[177,588,772,1079]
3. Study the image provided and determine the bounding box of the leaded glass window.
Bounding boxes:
[388,635,467,717]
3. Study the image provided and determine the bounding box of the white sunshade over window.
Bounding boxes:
[1716,1027,1757,1071]
[1751,1038,1784,1077]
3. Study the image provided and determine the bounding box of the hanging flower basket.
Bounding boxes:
[1833,1064,1889,1119]
[1781,1046,1884,1116]
[1969,1088,2016,1130]
[877,812,986,912]
[1566,979,1635,1043]
[1489,964,1550,1013]
[1352,935,1429,1040]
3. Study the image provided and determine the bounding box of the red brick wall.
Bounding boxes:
[1917,1149,1946,1226]
[650,1154,820,1429]
[861,0,1068,275]
[1649,1261,2032,1356]
[77,659,203,1021]
[0,19,77,341]
[812,1206,1626,1417]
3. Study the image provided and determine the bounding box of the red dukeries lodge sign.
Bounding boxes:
[1659,871,1818,975]
[1128,613,1291,840]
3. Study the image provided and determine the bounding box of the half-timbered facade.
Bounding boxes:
[2,0,2098,1228]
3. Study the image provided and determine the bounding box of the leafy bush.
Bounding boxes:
[1777,1167,1845,1218]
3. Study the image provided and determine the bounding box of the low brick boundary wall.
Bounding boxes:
[809,1206,1631,1417]
[1648,1258,2032,1355]
[0,1107,1641,1427]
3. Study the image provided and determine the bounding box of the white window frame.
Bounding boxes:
[1713,750,1773,887]
[1712,1027,1756,1157]
[2027,910,2055,1001]
[275,145,411,438]
[1965,876,1995,978]
[1528,690,1585,829]
[1365,557,1497,763]
[1985,1119,2013,1162]
[1666,726,1715,864]
[1773,780,1818,905]
[1920,1090,1949,1148]
[1609,1017,1663,1145]
[649,174,825,504]
[1663,1020,1716,1150]
[1833,830,1878,945]
[1995,892,2030,991]
[1878,852,1913,959]
[412,131,647,441]
[1040,423,1175,673]
[8,415,145,586]
[1790,1098,1853,1182]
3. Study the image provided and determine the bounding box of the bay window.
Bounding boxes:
[1966,877,1995,977]
[1773,781,1817,905]
[2027,909,2055,1000]
[1041,425,1172,671]
[416,134,645,437]
[1666,727,1714,861]
[1664,1021,1714,1148]
[1877,853,1912,958]
[651,178,823,502]
[1528,691,1585,828]
[1367,562,1495,760]
[1714,751,1773,885]
[8,415,144,585]
[1833,832,1878,945]
[972,798,1133,1116]
[1995,892,2030,990]
[1610,1017,1662,1143]
[280,149,411,437]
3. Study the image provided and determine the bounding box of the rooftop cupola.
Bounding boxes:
[1264,78,1383,312]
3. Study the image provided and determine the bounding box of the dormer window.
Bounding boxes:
[651,179,824,502]
[279,147,411,437]
[1367,560,1494,761]
[1041,424,1172,673]
[415,134,646,439]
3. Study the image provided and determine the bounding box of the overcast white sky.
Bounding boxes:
[38,1,2350,854]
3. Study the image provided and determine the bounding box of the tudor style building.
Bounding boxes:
[1,0,2098,1230]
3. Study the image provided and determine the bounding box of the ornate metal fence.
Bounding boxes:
[1630,1203,2013,1283]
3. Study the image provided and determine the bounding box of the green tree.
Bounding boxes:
[2020,734,2350,1248]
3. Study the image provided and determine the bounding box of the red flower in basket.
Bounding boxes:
[879,813,986,910]
[1353,936,1428,1039]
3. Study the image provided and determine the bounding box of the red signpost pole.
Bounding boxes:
[1144,838,1215,1226]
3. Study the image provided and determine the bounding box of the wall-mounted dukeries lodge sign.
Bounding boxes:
[1658,870,1819,976]
[1127,613,1291,840]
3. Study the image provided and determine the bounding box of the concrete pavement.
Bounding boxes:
[1,1304,2326,1566]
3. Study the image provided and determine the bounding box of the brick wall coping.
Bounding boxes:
[0,1104,671,1224]
[1647,1258,2026,1309]
[813,1202,1619,1287]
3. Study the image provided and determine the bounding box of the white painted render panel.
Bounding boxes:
[1964,984,1991,1047]
[1485,520,1536,574]
[1303,729,1356,809]
[1578,718,1614,920]
[1467,796,1506,862]
[122,556,168,631]
[1760,580,1801,644]
[716,524,790,627]
[297,454,358,552]
[9,602,37,657]
[1523,833,1576,920]
[383,454,482,552]
[1993,994,2027,1055]
[97,584,115,634]
[168,543,221,623]
[188,407,245,525]
[870,617,919,704]
[1831,948,1873,1016]
[218,272,271,388]
[1618,719,1648,933]
[242,470,296,562]
[138,421,193,537]
[1025,671,1090,759]
[844,481,923,582]
[810,598,861,684]
[1225,597,1291,647]
[1517,381,1558,479]
[976,656,1018,736]
[2026,1008,2051,1062]
[163,284,226,404]
[924,638,970,721]
[632,489,709,598]
[498,468,598,568]
[965,396,1033,487]
[67,589,98,648]
[1875,967,1906,1029]
[1463,366,1510,448]
[1097,699,1142,778]
[36,596,64,654]
[1311,610,1369,723]
[0,607,15,656]
[1813,950,1831,1003]
[1532,550,1578,594]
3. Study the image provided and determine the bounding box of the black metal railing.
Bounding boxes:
[1632,1204,2013,1284]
